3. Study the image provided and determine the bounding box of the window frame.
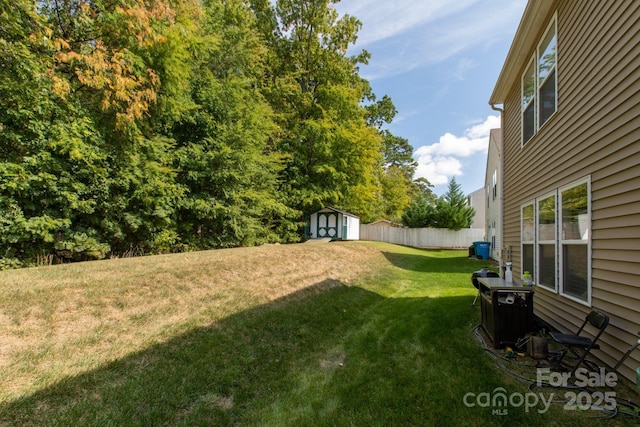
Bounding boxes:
[521,13,558,145]
[521,201,536,283]
[492,169,498,200]
[537,16,557,129]
[520,177,592,307]
[521,56,537,145]
[558,177,591,305]
[536,191,557,292]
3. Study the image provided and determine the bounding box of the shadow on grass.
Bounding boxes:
[382,250,495,274]
[1,256,588,426]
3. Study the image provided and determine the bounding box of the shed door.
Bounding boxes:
[342,216,348,240]
[317,212,338,238]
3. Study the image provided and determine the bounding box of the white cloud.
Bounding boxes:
[336,0,480,47]
[414,115,499,185]
[336,0,527,80]
[451,57,475,81]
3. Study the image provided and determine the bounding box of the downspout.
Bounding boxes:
[490,103,505,279]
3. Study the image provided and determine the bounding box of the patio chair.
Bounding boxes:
[549,310,609,374]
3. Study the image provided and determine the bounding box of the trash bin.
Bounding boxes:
[475,241,491,260]
[468,245,476,258]
[473,241,482,257]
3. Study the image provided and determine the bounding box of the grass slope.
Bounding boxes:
[0,242,632,426]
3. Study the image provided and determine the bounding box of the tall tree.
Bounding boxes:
[401,194,430,228]
[411,177,437,203]
[42,0,198,254]
[172,0,298,248]
[0,0,69,265]
[255,0,382,222]
[402,177,474,230]
[1,0,416,267]
[429,178,475,230]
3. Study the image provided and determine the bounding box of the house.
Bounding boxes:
[489,0,640,382]
[307,207,360,240]
[484,129,502,261]
[466,187,486,231]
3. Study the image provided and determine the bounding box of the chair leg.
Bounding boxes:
[568,348,599,375]
[549,348,568,371]
[553,347,598,375]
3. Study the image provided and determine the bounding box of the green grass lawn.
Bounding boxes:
[0,242,636,426]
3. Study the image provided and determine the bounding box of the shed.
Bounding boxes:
[307,207,360,240]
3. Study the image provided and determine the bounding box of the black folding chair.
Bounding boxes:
[549,310,609,374]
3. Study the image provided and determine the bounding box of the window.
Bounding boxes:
[491,221,496,250]
[522,59,536,143]
[538,20,557,126]
[520,178,591,305]
[521,203,535,281]
[522,14,557,144]
[537,193,557,290]
[492,169,498,200]
[559,180,590,303]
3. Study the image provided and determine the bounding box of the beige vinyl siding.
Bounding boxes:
[500,0,640,382]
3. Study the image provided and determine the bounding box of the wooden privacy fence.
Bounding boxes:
[359,224,485,249]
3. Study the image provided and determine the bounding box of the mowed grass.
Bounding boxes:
[0,242,629,426]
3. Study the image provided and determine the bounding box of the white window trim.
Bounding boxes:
[521,56,536,146]
[521,201,536,282]
[492,169,498,200]
[536,191,557,292]
[558,177,592,306]
[521,177,592,306]
[537,13,558,131]
[521,12,558,146]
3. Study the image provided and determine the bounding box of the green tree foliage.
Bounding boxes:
[401,194,431,229]
[364,97,417,221]
[402,177,475,230]
[1,0,411,267]
[411,177,437,203]
[437,177,475,230]
[172,0,298,247]
[40,0,194,255]
[0,0,110,263]
[377,131,417,220]
[257,0,386,222]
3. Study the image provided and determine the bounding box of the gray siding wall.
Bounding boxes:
[501,0,640,381]
[485,130,502,261]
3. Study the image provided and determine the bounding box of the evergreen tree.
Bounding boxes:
[432,178,475,230]
[401,194,430,228]
[402,177,474,230]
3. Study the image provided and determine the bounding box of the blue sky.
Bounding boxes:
[333,0,528,196]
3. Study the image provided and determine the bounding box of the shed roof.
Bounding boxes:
[312,206,360,219]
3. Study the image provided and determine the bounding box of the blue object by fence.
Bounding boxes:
[474,241,491,260]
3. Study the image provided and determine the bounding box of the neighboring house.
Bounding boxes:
[467,187,486,231]
[485,129,502,261]
[489,0,640,382]
[307,207,360,240]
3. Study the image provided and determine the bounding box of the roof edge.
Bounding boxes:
[489,0,556,105]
